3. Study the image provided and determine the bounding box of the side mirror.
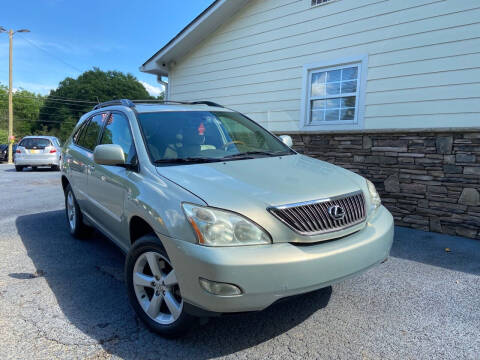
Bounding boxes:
[93,144,125,166]
[279,135,293,148]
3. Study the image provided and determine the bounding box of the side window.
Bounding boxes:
[100,112,135,162]
[73,121,88,144]
[77,114,105,151]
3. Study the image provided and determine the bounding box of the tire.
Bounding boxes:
[64,184,89,238]
[125,235,194,338]
[15,165,24,172]
[32,166,37,171]
[51,165,59,171]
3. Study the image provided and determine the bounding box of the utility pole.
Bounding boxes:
[0,27,30,164]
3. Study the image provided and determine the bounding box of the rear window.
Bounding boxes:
[19,138,52,149]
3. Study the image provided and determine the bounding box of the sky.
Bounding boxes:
[0,0,213,96]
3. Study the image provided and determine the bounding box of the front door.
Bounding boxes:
[88,112,136,246]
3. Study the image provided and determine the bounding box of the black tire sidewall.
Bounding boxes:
[125,235,194,338]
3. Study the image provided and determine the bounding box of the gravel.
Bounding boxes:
[0,163,479,359]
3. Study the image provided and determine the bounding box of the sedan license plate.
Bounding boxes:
[29,149,40,154]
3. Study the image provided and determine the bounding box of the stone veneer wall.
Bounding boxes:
[290,131,480,240]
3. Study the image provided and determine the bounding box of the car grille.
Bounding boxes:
[268,191,366,236]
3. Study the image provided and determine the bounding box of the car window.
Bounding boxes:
[100,112,135,162]
[19,138,52,149]
[137,111,292,162]
[77,114,105,151]
[73,121,89,144]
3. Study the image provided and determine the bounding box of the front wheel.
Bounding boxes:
[15,165,24,172]
[125,236,194,338]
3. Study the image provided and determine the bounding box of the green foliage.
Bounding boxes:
[0,69,160,143]
[38,68,155,141]
[0,128,7,144]
[0,84,44,142]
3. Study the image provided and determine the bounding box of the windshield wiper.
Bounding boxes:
[154,157,222,165]
[222,150,291,159]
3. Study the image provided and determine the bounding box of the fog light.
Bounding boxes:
[199,278,242,296]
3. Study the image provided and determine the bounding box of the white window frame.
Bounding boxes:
[311,0,334,7]
[300,55,368,131]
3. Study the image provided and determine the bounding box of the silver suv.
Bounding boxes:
[61,99,394,337]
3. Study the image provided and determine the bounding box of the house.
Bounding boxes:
[141,0,480,240]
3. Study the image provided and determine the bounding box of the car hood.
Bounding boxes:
[157,153,366,207]
[156,154,370,243]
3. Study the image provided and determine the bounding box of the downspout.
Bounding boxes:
[157,75,169,101]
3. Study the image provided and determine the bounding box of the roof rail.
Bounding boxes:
[92,99,224,111]
[189,101,223,108]
[93,99,135,110]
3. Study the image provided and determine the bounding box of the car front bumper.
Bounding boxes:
[164,205,394,314]
[15,154,59,166]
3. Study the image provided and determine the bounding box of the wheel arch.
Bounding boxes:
[129,215,157,245]
[61,175,70,193]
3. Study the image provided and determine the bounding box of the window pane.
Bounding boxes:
[78,114,104,151]
[341,80,357,94]
[327,69,341,82]
[340,96,356,108]
[325,109,339,121]
[311,83,326,97]
[312,72,326,84]
[311,72,326,96]
[311,99,326,109]
[326,98,340,109]
[342,67,358,80]
[326,82,340,95]
[341,108,355,121]
[311,110,325,123]
[100,113,134,161]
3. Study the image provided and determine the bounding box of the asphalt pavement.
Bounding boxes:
[0,163,479,359]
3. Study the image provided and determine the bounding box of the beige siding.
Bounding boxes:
[169,0,480,131]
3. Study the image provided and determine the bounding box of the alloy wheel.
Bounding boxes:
[66,191,76,231]
[133,251,183,325]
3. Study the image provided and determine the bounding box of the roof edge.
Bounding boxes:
[140,0,222,72]
[140,0,250,75]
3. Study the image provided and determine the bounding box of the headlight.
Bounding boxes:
[366,179,381,209]
[182,203,271,246]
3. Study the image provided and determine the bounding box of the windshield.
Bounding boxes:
[137,111,294,164]
[19,138,52,149]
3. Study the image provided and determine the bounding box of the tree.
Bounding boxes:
[0,84,45,142]
[38,68,154,141]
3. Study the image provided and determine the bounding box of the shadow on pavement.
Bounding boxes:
[16,210,331,359]
[391,226,480,275]
[4,167,57,172]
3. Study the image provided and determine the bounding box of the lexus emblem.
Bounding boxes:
[328,205,345,221]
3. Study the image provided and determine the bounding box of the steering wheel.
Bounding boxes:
[223,140,245,151]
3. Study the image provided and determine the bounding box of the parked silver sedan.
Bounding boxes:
[14,136,61,171]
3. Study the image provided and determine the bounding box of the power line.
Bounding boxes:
[17,34,84,73]
[7,94,97,104]
[0,117,76,124]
